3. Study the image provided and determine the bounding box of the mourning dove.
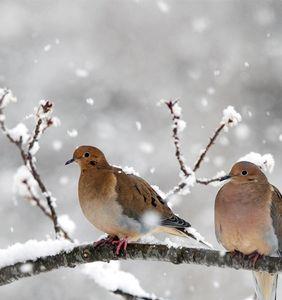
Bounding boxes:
[215,161,282,300]
[66,145,210,254]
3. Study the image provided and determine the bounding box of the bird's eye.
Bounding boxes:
[84,152,90,158]
[241,170,248,176]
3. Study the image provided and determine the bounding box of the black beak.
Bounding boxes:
[220,174,231,182]
[65,158,75,165]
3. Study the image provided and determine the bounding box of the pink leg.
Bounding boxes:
[112,237,129,255]
[247,252,263,267]
[93,235,118,248]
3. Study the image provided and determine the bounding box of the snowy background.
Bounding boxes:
[0,0,282,299]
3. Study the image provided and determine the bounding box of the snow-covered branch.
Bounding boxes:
[0,241,281,288]
[163,101,242,194]
[0,88,72,241]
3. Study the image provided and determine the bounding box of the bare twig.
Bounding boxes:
[193,124,225,172]
[0,242,281,287]
[165,100,190,177]
[0,92,71,241]
[22,180,72,240]
[164,100,238,193]
[113,290,161,300]
[196,177,223,185]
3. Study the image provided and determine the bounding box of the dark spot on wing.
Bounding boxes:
[157,195,165,205]
[134,184,142,195]
[151,198,157,207]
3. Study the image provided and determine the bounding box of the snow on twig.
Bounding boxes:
[0,240,281,288]
[0,89,72,241]
[163,101,242,195]
[83,261,158,300]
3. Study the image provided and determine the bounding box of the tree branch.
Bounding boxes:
[0,92,72,241]
[193,123,225,173]
[1,243,281,287]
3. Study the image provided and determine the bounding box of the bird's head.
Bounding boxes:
[65,145,109,169]
[220,161,268,184]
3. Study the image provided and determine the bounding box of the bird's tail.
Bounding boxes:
[253,271,278,300]
[177,227,213,249]
[160,226,213,248]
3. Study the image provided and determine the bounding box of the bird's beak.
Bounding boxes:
[65,158,75,165]
[220,174,231,181]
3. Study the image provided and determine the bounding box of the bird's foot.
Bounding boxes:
[111,237,129,255]
[246,252,263,268]
[93,235,118,248]
[230,250,244,259]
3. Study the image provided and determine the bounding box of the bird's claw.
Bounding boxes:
[93,235,118,248]
[111,237,129,255]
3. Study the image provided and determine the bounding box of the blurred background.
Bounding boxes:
[0,0,282,299]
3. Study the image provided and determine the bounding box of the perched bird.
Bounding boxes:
[66,145,210,254]
[215,161,282,300]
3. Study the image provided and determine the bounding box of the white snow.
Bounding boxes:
[238,152,275,173]
[201,97,208,107]
[186,227,213,249]
[177,119,186,132]
[8,123,30,144]
[67,129,78,137]
[192,17,209,33]
[13,165,38,197]
[120,166,140,176]
[234,124,250,140]
[0,239,74,268]
[52,140,63,151]
[58,215,76,234]
[59,176,69,185]
[214,69,221,76]
[221,106,242,130]
[82,261,154,299]
[29,141,40,155]
[157,0,170,13]
[135,121,142,131]
[44,44,51,52]
[244,61,250,68]
[207,87,215,95]
[139,141,154,154]
[20,263,33,273]
[51,116,61,127]
[86,98,94,106]
[0,88,17,108]
[213,156,225,168]
[75,69,89,78]
[171,101,182,117]
[141,211,161,230]
[178,171,196,196]
[151,185,166,199]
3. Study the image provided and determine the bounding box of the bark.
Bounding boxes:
[0,243,281,287]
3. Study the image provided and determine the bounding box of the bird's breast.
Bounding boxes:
[215,184,278,255]
[78,172,142,238]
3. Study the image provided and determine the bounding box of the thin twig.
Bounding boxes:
[113,289,161,300]
[165,100,190,177]
[164,100,232,192]
[0,92,70,240]
[22,180,72,240]
[196,177,223,185]
[193,124,225,172]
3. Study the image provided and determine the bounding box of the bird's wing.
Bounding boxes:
[113,169,190,228]
[270,185,282,253]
